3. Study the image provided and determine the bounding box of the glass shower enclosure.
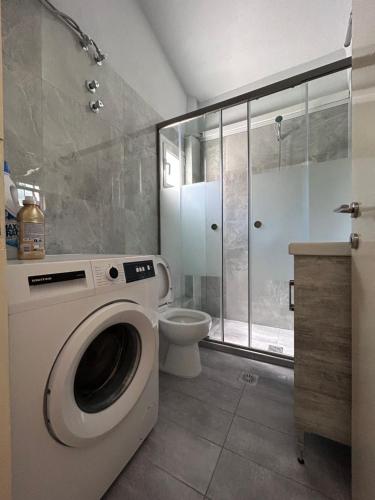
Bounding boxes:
[158,61,351,361]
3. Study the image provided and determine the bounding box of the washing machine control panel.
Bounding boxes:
[123,260,155,283]
[92,259,155,287]
[106,266,119,280]
[92,262,125,287]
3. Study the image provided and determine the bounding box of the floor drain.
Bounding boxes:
[240,372,259,385]
[268,344,284,354]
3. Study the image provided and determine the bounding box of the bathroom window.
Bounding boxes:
[17,182,46,210]
[162,144,180,188]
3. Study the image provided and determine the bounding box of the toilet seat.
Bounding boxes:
[159,307,212,346]
[161,308,211,325]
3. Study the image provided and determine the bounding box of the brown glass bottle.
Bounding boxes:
[17,196,45,260]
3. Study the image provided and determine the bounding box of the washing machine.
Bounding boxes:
[7,254,159,500]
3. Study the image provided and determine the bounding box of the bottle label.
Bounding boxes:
[5,209,18,248]
[21,222,45,252]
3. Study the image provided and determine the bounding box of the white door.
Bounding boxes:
[351,1,375,498]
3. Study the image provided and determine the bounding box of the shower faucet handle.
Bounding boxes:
[86,79,100,93]
[89,99,104,113]
[95,53,107,66]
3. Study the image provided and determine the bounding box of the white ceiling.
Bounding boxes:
[138,0,352,103]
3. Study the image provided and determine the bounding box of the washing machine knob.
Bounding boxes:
[106,266,119,280]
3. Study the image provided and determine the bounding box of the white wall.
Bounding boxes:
[53,0,187,119]
[351,0,375,497]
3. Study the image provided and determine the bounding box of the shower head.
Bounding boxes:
[274,115,283,145]
[344,11,352,48]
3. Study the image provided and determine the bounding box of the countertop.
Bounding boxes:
[288,242,351,256]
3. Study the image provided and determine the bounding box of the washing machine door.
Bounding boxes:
[46,301,157,447]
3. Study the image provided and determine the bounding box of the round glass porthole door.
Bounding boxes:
[45,302,156,448]
[74,323,141,413]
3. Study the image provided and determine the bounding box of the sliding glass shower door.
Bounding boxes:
[159,112,223,340]
[158,64,351,361]
[219,103,250,347]
[249,84,308,356]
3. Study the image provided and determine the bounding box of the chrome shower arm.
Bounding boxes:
[38,0,106,63]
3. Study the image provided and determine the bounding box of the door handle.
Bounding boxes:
[334,202,360,218]
[350,232,359,250]
[289,280,294,312]
[211,224,218,231]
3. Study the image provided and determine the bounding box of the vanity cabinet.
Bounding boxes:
[289,244,351,461]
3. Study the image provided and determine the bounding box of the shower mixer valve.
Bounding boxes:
[89,99,104,113]
[86,79,100,93]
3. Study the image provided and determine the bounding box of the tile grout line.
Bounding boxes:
[138,431,208,497]
[144,458,205,498]
[217,446,336,500]
[233,410,296,437]
[157,413,228,449]
[159,385,237,417]
[203,379,247,497]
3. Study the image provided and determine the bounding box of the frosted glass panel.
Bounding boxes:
[309,159,351,241]
[181,183,206,276]
[205,180,221,277]
[160,186,182,300]
[251,165,308,333]
[159,111,222,322]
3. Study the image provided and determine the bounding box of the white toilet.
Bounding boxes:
[156,256,212,378]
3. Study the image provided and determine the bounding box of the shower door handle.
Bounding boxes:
[289,280,294,312]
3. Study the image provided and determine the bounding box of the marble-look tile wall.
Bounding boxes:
[2,0,161,255]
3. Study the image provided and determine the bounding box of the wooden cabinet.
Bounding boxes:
[290,248,351,462]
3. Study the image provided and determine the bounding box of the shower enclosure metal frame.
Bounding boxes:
[156,56,352,368]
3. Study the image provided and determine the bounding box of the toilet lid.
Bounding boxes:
[156,256,173,307]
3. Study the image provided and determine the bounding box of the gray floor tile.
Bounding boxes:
[103,449,203,500]
[240,355,294,384]
[200,348,249,388]
[141,417,221,494]
[237,382,295,434]
[159,371,243,414]
[244,372,294,405]
[159,388,233,445]
[225,416,350,500]
[207,449,331,500]
[200,347,294,389]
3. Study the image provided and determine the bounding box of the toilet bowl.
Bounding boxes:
[156,256,212,378]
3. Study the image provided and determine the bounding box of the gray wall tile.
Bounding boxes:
[3,0,161,256]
